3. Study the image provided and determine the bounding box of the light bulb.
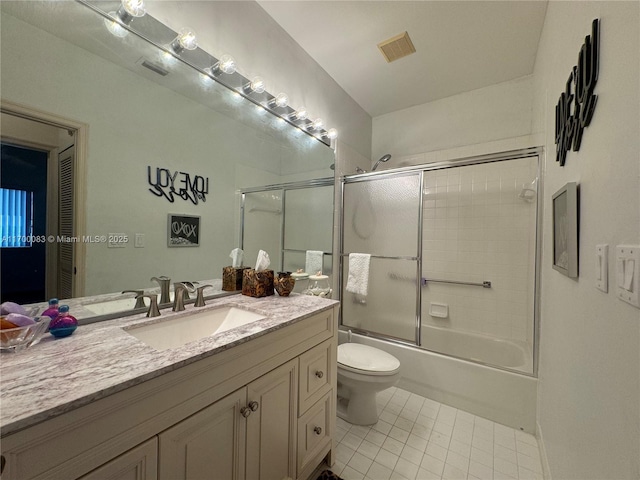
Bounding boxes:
[252,77,265,93]
[326,128,338,140]
[104,14,128,37]
[271,93,289,108]
[121,0,146,18]
[290,106,308,121]
[213,54,236,75]
[171,28,198,54]
[311,118,324,130]
[244,75,266,93]
[110,0,145,28]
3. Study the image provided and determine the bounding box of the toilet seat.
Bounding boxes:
[338,343,400,376]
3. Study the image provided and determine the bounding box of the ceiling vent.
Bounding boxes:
[377,31,416,63]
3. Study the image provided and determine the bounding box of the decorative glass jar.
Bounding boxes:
[304,273,332,298]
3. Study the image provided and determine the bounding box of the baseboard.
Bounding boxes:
[536,420,552,480]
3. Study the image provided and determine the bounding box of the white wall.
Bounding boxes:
[372,75,534,163]
[531,2,640,479]
[147,1,372,161]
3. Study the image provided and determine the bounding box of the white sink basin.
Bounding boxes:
[124,306,266,351]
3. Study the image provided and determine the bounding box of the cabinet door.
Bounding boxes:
[79,437,158,480]
[158,389,246,480]
[246,359,297,480]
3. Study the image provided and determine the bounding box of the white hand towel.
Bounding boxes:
[346,253,371,296]
[305,250,324,275]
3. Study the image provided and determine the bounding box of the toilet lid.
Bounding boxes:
[338,343,400,376]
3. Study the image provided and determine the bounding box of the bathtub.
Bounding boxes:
[338,328,538,433]
[421,324,532,373]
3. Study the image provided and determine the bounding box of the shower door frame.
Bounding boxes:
[339,146,544,377]
[339,170,424,347]
[239,177,335,272]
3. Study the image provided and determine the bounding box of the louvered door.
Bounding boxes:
[58,145,75,299]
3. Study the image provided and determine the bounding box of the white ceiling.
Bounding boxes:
[258,1,548,118]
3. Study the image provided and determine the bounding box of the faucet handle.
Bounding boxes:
[140,294,160,318]
[122,290,146,309]
[194,285,213,307]
[172,285,188,312]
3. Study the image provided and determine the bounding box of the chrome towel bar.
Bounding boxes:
[422,278,491,288]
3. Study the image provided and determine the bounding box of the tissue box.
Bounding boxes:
[242,269,274,297]
[223,266,249,291]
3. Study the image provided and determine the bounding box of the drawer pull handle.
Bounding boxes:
[313,426,323,435]
[315,371,324,378]
[1,454,5,475]
[249,401,259,411]
[240,406,252,418]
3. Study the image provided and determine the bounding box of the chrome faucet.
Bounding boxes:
[150,276,171,304]
[122,290,146,309]
[174,281,197,300]
[172,283,189,312]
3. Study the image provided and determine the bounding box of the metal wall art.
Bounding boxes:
[148,166,209,205]
[555,19,600,166]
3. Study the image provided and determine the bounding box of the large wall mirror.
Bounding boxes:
[0,1,335,314]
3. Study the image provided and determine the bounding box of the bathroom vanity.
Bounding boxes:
[0,294,338,480]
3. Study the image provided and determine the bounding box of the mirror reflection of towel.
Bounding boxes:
[346,253,371,296]
[305,250,323,275]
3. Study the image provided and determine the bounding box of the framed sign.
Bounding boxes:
[168,214,200,247]
[552,182,579,277]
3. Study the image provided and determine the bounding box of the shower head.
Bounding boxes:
[372,154,392,171]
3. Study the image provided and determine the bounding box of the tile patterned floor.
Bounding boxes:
[332,387,544,480]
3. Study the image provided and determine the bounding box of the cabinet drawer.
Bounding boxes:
[299,339,333,414]
[297,392,332,475]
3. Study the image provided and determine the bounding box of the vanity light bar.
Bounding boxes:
[88,0,337,145]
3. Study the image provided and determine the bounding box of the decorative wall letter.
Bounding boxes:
[147,166,209,205]
[555,19,600,166]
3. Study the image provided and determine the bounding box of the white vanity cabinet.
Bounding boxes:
[158,360,297,480]
[0,306,337,480]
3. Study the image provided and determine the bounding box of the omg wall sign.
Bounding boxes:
[555,19,600,167]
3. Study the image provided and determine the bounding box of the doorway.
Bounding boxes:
[0,103,85,302]
[1,144,48,303]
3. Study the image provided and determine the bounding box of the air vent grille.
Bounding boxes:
[377,31,416,63]
[136,58,169,77]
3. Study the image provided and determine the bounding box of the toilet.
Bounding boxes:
[337,343,401,426]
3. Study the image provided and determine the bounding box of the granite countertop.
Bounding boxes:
[0,293,338,437]
[24,279,229,322]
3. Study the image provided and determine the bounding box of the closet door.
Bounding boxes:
[342,173,421,343]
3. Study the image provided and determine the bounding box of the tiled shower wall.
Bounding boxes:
[421,157,538,345]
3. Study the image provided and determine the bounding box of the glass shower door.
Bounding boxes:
[341,173,421,343]
[242,190,283,270]
[282,185,334,276]
[420,157,538,373]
